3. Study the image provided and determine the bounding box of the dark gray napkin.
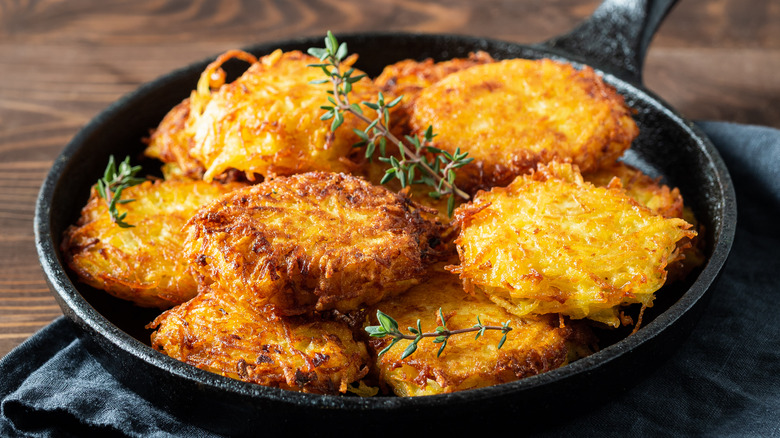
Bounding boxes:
[2,121,779,437]
[536,121,780,437]
[0,319,217,438]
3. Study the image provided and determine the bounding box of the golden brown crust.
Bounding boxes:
[145,49,381,182]
[366,263,596,396]
[149,284,370,394]
[61,179,245,308]
[410,59,639,194]
[184,172,445,315]
[447,162,696,327]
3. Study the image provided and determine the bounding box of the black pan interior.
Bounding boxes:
[36,32,735,432]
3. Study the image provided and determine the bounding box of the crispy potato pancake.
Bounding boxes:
[410,58,639,194]
[448,162,696,327]
[184,172,444,315]
[366,263,596,396]
[145,49,381,182]
[149,285,370,395]
[61,179,245,308]
[374,51,496,134]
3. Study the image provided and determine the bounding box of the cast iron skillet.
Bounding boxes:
[35,0,736,434]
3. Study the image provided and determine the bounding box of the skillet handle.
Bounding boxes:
[541,0,678,84]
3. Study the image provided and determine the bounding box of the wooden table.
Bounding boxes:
[1,0,778,357]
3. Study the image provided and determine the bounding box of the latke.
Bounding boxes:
[183,172,445,315]
[447,162,696,327]
[61,179,245,308]
[149,284,370,395]
[410,58,639,194]
[366,263,596,396]
[145,49,381,182]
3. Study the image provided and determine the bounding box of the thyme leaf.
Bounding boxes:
[308,31,473,216]
[366,309,513,359]
[97,155,145,228]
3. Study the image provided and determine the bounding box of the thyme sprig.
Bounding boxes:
[366,309,513,360]
[307,31,473,216]
[96,155,145,228]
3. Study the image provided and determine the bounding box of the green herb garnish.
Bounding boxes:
[366,308,512,360]
[308,31,473,216]
[96,155,145,228]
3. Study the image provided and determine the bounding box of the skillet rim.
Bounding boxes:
[33,31,737,413]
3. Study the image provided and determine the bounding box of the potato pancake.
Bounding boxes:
[149,284,370,395]
[366,263,596,396]
[145,49,382,182]
[410,58,639,194]
[447,162,696,327]
[61,179,245,308]
[184,172,444,315]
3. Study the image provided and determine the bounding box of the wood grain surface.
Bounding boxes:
[1,0,778,357]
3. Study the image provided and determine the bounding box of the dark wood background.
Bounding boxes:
[1,0,778,357]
